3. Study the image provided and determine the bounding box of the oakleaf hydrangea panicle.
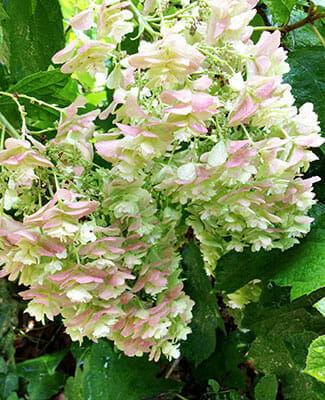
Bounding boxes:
[0,0,324,361]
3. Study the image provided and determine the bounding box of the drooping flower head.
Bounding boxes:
[24,189,98,241]
[0,0,324,362]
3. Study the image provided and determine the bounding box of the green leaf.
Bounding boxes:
[263,0,297,24]
[0,282,18,365]
[305,335,325,384]
[208,379,221,393]
[0,4,9,69]
[192,331,250,390]
[181,242,225,366]
[284,47,325,133]
[314,298,325,316]
[9,70,78,105]
[0,69,78,130]
[255,374,278,400]
[65,339,182,400]
[0,282,19,400]
[0,0,65,80]
[242,285,325,400]
[6,393,20,400]
[215,247,282,294]
[273,210,325,300]
[16,350,68,400]
[0,373,18,400]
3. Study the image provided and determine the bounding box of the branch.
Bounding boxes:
[254,12,325,34]
[282,11,325,33]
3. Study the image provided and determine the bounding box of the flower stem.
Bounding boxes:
[0,112,20,139]
[253,26,279,31]
[148,2,198,22]
[0,91,62,114]
[175,394,189,400]
[241,124,253,143]
[0,125,5,150]
[129,1,160,38]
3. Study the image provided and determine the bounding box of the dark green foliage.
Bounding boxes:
[0,1,324,400]
[273,207,325,299]
[0,0,65,81]
[192,330,251,391]
[0,69,78,129]
[242,285,325,400]
[0,282,18,400]
[181,242,225,366]
[254,375,278,400]
[284,47,325,132]
[262,0,297,24]
[16,350,68,400]
[65,339,182,400]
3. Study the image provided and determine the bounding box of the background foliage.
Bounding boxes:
[0,0,324,399]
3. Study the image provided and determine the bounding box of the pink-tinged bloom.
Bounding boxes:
[24,189,98,241]
[52,40,78,64]
[80,236,126,257]
[53,41,114,77]
[0,138,53,187]
[294,134,325,148]
[127,33,204,88]
[48,263,135,302]
[1,0,323,364]
[161,89,220,136]
[70,8,94,30]
[192,75,213,91]
[133,269,169,295]
[292,103,321,135]
[206,0,258,44]
[0,216,65,282]
[53,96,100,161]
[228,95,259,126]
[249,31,289,77]
[20,285,64,322]
[143,0,157,14]
[99,89,146,121]
[110,286,193,360]
[228,76,287,127]
[98,0,134,43]
[95,123,174,180]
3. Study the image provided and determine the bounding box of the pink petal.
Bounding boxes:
[70,8,94,30]
[228,96,259,126]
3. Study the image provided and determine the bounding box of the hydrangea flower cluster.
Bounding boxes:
[0,0,323,360]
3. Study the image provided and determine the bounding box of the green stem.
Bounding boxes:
[0,112,20,139]
[241,124,253,143]
[253,26,279,31]
[199,47,235,75]
[0,91,62,114]
[53,171,60,191]
[0,125,5,150]
[128,1,160,38]
[29,127,57,135]
[148,2,198,22]
[14,93,62,113]
[311,24,325,47]
[175,394,189,400]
